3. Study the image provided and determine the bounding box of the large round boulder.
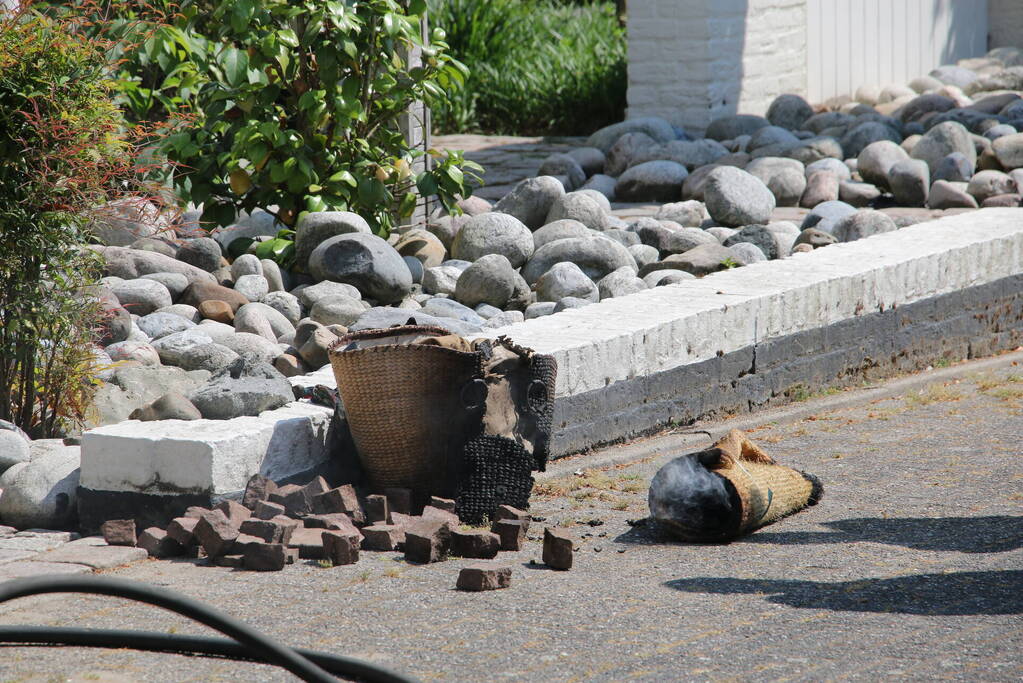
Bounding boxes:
[454,254,518,309]
[533,220,592,249]
[703,167,776,227]
[654,201,705,228]
[535,262,599,303]
[605,132,659,177]
[93,246,217,286]
[705,115,770,141]
[651,139,729,170]
[858,140,910,188]
[110,279,173,316]
[450,213,534,268]
[801,200,858,233]
[784,136,844,165]
[723,225,779,259]
[992,132,1023,170]
[137,311,197,340]
[967,170,1018,202]
[544,192,610,230]
[639,243,733,277]
[745,157,806,207]
[615,161,688,202]
[585,116,677,153]
[0,425,30,473]
[911,121,977,174]
[188,361,294,420]
[521,236,636,285]
[831,210,898,243]
[538,153,586,189]
[308,233,413,304]
[840,121,903,158]
[294,211,371,270]
[180,280,250,312]
[0,448,80,529]
[493,176,565,230]
[104,340,161,366]
[175,237,223,273]
[394,229,447,269]
[888,159,930,206]
[766,94,814,131]
[90,199,167,247]
[747,126,800,153]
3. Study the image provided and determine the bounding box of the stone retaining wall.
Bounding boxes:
[77,208,1023,529]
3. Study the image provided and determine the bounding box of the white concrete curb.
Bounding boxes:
[473,208,1023,398]
[79,208,1023,503]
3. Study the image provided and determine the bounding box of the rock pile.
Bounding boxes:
[532,45,1023,212]
[44,48,1023,445]
[102,473,571,585]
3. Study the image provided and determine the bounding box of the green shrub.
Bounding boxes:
[427,0,626,135]
[101,0,481,236]
[0,8,151,436]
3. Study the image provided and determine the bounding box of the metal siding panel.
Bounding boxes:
[805,0,989,102]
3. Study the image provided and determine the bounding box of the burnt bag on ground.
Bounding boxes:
[648,429,823,542]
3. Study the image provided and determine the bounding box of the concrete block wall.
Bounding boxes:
[990,0,1023,49]
[628,0,806,134]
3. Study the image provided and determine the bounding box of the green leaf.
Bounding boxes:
[327,170,357,187]
[227,237,255,260]
[254,237,291,259]
[398,192,417,218]
[416,174,438,197]
[219,47,249,88]
[277,29,299,48]
[305,195,328,213]
[446,165,464,185]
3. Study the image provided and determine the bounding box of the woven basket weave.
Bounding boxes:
[328,326,483,497]
[718,461,816,534]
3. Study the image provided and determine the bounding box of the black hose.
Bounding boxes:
[0,626,412,683]
[0,575,418,683]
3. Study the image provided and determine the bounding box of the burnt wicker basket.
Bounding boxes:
[327,325,484,499]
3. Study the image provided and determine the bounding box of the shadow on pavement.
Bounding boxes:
[745,516,1023,553]
[665,570,1023,615]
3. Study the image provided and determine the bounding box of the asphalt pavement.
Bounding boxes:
[1,354,1021,682]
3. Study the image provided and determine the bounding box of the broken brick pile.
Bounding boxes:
[100,474,576,590]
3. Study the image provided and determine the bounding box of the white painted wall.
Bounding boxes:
[806,0,989,102]
[628,0,806,134]
[628,0,1002,134]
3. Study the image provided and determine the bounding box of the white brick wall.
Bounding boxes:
[627,0,807,135]
[990,0,1023,49]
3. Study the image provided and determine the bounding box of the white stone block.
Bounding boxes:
[80,401,333,496]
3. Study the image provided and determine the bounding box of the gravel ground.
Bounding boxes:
[1,362,1021,682]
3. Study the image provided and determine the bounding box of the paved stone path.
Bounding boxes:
[1,357,1020,681]
[0,532,147,578]
[435,134,977,223]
